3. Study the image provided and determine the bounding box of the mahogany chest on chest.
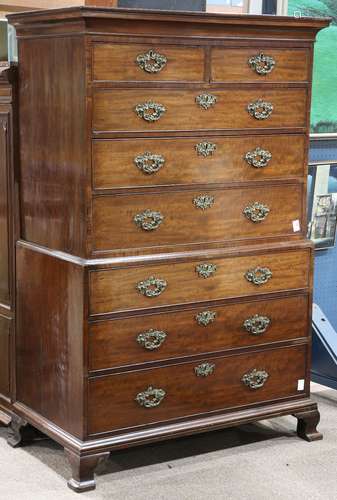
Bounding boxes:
[4,7,329,492]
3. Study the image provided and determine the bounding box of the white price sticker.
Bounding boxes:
[292,219,301,232]
[297,379,305,391]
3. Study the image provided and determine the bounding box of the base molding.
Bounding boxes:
[10,398,321,492]
[12,397,319,454]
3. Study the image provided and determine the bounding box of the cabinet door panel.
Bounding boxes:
[0,113,10,307]
[0,315,10,398]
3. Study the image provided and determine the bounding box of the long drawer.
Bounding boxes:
[92,183,303,251]
[93,134,306,190]
[89,247,310,315]
[93,88,307,133]
[88,344,307,434]
[89,294,309,371]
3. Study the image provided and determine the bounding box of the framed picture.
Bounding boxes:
[308,163,337,249]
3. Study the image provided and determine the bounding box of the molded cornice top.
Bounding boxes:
[8,6,330,28]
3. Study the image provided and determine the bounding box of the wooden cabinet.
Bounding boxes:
[0,65,17,422]
[7,7,328,493]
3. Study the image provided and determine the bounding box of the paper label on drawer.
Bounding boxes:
[292,219,301,232]
[297,379,305,391]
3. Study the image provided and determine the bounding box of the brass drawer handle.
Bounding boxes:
[136,386,166,408]
[196,93,217,110]
[243,314,271,335]
[196,310,217,326]
[136,49,167,74]
[242,369,269,389]
[134,210,164,231]
[243,202,270,223]
[248,52,276,75]
[137,329,167,350]
[245,147,272,168]
[245,267,272,286]
[134,152,165,174]
[135,101,166,122]
[196,263,217,279]
[195,141,217,157]
[194,362,215,377]
[247,99,273,120]
[137,276,167,297]
[193,194,214,210]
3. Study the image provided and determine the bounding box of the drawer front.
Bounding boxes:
[89,294,309,371]
[93,89,307,132]
[93,44,205,82]
[211,48,309,83]
[92,184,303,251]
[88,344,307,434]
[93,135,305,190]
[89,248,310,315]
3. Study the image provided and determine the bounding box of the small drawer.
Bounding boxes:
[92,183,303,251]
[211,48,309,83]
[93,134,306,190]
[92,43,205,82]
[89,247,310,315]
[89,294,309,371]
[93,88,307,133]
[88,344,307,434]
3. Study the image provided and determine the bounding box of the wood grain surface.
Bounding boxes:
[93,43,205,82]
[89,294,309,371]
[88,344,307,433]
[89,248,310,315]
[92,183,303,251]
[93,134,306,190]
[93,88,308,132]
[211,48,310,83]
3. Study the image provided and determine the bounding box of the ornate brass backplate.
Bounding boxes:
[243,202,270,223]
[195,141,217,157]
[247,99,273,120]
[241,369,269,389]
[134,152,165,174]
[134,209,164,231]
[193,194,215,210]
[135,386,166,407]
[245,267,273,286]
[194,362,215,377]
[245,147,272,168]
[137,329,167,350]
[135,101,166,122]
[195,310,217,326]
[136,276,167,297]
[248,52,276,75]
[195,93,217,110]
[196,263,217,278]
[243,314,271,335]
[136,49,168,73]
